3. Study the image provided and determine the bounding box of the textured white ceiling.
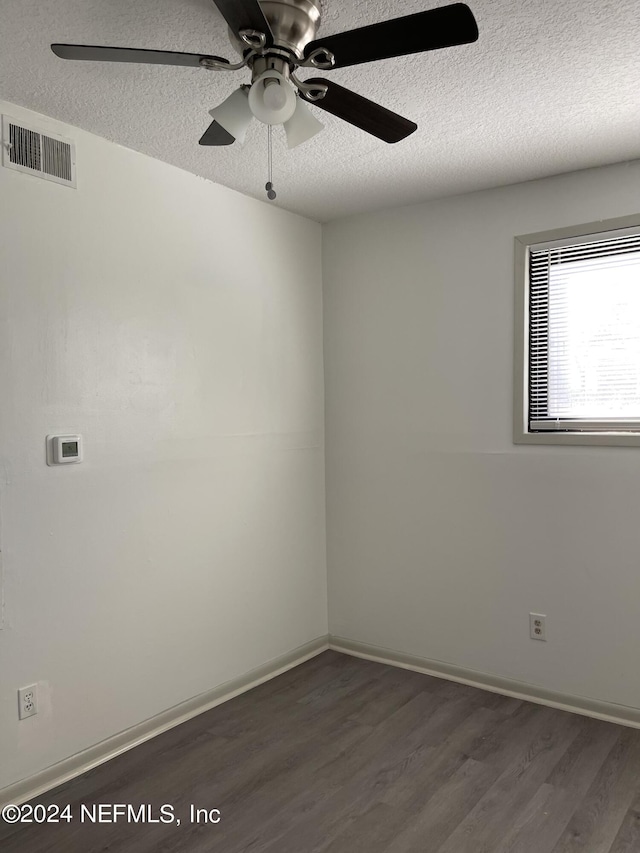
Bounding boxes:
[1,0,639,221]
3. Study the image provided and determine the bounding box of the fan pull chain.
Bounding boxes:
[265,125,276,201]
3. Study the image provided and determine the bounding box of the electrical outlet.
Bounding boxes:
[530,613,547,641]
[18,684,38,719]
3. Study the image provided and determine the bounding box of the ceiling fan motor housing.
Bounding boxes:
[229,0,322,59]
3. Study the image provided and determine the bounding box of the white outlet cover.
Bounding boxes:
[18,684,38,719]
[529,612,547,642]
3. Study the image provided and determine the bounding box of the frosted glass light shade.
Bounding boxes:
[248,71,297,125]
[209,88,253,144]
[284,97,325,149]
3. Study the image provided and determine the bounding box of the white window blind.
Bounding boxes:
[529,229,640,433]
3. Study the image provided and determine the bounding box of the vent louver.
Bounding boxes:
[2,115,76,188]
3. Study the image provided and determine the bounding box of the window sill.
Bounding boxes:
[514,430,640,447]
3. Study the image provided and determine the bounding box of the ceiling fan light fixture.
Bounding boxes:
[53,1,481,152]
[209,87,253,144]
[284,96,324,149]
[248,70,297,125]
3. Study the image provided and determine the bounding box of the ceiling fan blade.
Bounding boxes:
[303,3,478,69]
[199,120,235,146]
[300,79,416,143]
[51,44,230,68]
[209,0,274,45]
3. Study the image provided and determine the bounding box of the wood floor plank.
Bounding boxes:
[4,651,640,853]
[492,719,621,853]
[319,801,413,853]
[550,733,640,853]
[384,757,501,853]
[205,655,374,738]
[428,706,583,853]
[227,691,453,853]
[467,701,553,768]
[609,806,640,853]
[345,666,437,728]
[255,691,524,852]
[379,705,500,810]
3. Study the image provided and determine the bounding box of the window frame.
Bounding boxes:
[514,214,640,447]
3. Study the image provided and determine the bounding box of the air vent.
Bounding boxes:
[2,115,76,188]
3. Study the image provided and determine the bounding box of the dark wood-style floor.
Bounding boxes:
[3,650,640,852]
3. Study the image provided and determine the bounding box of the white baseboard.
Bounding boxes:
[8,633,637,809]
[329,635,640,730]
[0,635,329,809]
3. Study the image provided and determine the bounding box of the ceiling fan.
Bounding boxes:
[52,0,478,150]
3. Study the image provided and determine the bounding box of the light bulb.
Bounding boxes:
[263,81,287,112]
[248,70,297,125]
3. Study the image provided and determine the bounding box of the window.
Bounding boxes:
[514,216,640,445]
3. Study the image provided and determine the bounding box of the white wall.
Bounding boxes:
[0,101,327,791]
[323,161,640,710]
